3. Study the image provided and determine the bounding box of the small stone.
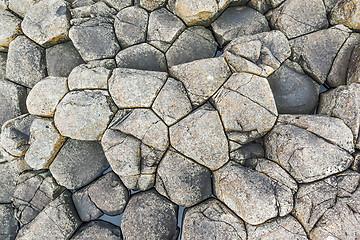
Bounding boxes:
[0,160,18,203]
[49,139,109,190]
[248,0,286,14]
[121,189,178,240]
[0,9,21,52]
[26,77,69,117]
[68,64,110,90]
[72,186,103,222]
[347,44,360,84]
[139,0,166,10]
[0,204,17,240]
[71,221,121,240]
[330,0,360,30]
[8,0,39,17]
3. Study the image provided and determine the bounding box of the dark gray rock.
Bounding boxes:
[0,160,18,203]
[71,221,121,240]
[72,185,103,222]
[0,204,17,240]
[230,142,265,165]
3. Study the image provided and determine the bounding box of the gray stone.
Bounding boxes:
[16,190,81,240]
[0,9,21,52]
[323,0,339,13]
[5,36,46,88]
[213,72,278,144]
[8,0,39,17]
[49,139,109,190]
[108,68,167,108]
[121,189,178,240]
[347,44,360,85]
[181,198,247,240]
[169,57,231,106]
[72,185,103,222]
[139,0,166,10]
[0,204,17,240]
[330,0,360,30]
[114,6,148,48]
[68,64,111,90]
[230,142,265,165]
[0,0,8,9]
[166,26,217,67]
[71,221,121,240]
[46,41,85,77]
[0,160,18,203]
[85,58,116,69]
[156,148,212,207]
[116,43,167,72]
[211,6,269,46]
[54,90,117,140]
[170,104,229,170]
[93,0,131,11]
[71,1,117,19]
[248,0,286,14]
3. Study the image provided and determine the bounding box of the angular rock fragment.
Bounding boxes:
[71,221,122,240]
[8,0,39,17]
[0,160,18,203]
[139,0,166,10]
[248,0,286,14]
[68,64,111,90]
[0,204,17,240]
[0,9,21,51]
[347,45,360,85]
[72,186,103,222]
[94,0,131,11]
[330,0,360,30]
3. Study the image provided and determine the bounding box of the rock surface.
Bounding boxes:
[348,44,360,84]
[0,160,18,203]
[0,204,17,240]
[71,221,122,240]
[68,64,110,90]
[330,0,360,30]
[0,9,21,51]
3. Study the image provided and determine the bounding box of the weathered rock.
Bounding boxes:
[152,77,192,125]
[70,1,117,19]
[72,186,103,222]
[109,68,167,108]
[213,72,278,144]
[147,8,185,52]
[0,9,21,52]
[85,58,116,69]
[156,148,212,207]
[166,26,217,67]
[170,104,229,170]
[347,44,360,85]
[12,170,64,226]
[71,221,122,240]
[330,0,360,30]
[0,204,17,240]
[26,77,69,117]
[248,0,286,14]
[323,0,339,13]
[93,0,131,11]
[68,64,110,90]
[0,0,7,9]
[0,160,18,203]
[116,43,167,72]
[16,190,81,240]
[8,0,39,17]
[46,41,85,77]
[139,0,166,10]
[54,90,117,140]
[169,57,231,106]
[121,189,178,240]
[114,6,148,48]
[49,139,109,190]
[211,6,269,46]
[5,36,46,88]
[181,198,247,240]
[265,115,354,183]
[230,142,265,164]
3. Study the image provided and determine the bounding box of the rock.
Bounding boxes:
[0,204,17,240]
[211,6,269,46]
[213,72,278,144]
[170,104,228,170]
[290,25,351,84]
[71,2,117,19]
[8,0,39,17]
[166,26,217,67]
[0,0,8,9]
[265,114,354,183]
[267,60,319,114]
[26,77,69,117]
[101,109,168,190]
[71,221,121,240]
[68,64,110,90]
[21,0,71,47]
[16,190,81,240]
[93,0,131,11]
[24,118,66,170]
[109,68,167,108]
[248,0,286,14]
[181,198,247,240]
[72,185,103,222]
[223,30,291,77]
[114,6,148,48]
[330,0,360,30]
[230,142,265,164]
[85,58,116,69]
[156,148,212,207]
[69,18,120,61]
[323,0,339,13]
[169,57,231,106]
[115,43,167,72]
[49,139,109,190]
[0,160,18,203]
[121,189,178,240]
[46,41,85,77]
[347,44,360,84]
[247,215,308,240]
[5,36,46,88]
[0,9,21,52]
[12,170,64,226]
[152,78,192,125]
[54,90,117,140]
[139,0,166,10]
[147,8,185,52]
[267,0,328,39]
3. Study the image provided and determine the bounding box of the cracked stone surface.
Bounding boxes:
[348,45,360,85]
[330,0,360,30]
[71,221,121,240]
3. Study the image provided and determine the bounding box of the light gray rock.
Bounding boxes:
[0,204,17,240]
[323,0,339,13]
[248,0,286,14]
[0,160,18,203]
[68,64,110,90]
[330,0,360,30]
[0,0,8,9]
[0,9,21,52]
[121,189,178,240]
[170,104,229,170]
[93,0,131,11]
[139,0,166,10]
[5,36,46,88]
[49,139,109,190]
[71,221,121,240]
[347,44,360,85]
[71,1,117,19]
[8,0,39,17]
[72,185,103,222]
[85,58,116,69]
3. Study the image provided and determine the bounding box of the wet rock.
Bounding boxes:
[109,68,167,108]
[54,90,117,140]
[170,104,228,170]
[181,198,247,240]
[49,139,109,190]
[156,148,212,207]
[71,221,121,240]
[114,6,148,48]
[0,9,21,52]
[211,6,269,46]
[169,57,231,106]
[265,114,354,183]
[330,0,360,30]
[115,43,167,72]
[8,0,39,17]
[0,160,18,203]
[347,44,360,85]
[248,0,286,14]
[0,204,17,240]
[68,64,110,90]
[5,36,46,88]
[213,72,278,144]
[16,190,81,240]
[139,0,166,10]
[26,77,69,117]
[46,41,85,77]
[166,26,217,67]
[121,189,178,240]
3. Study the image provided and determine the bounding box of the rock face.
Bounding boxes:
[348,45,360,84]
[121,189,178,240]
[330,0,360,30]
[0,9,21,51]
[181,198,247,240]
[71,221,122,240]
[0,160,18,203]
[0,204,18,240]
[68,64,111,90]
[139,0,166,11]
[8,0,39,17]
[248,0,286,13]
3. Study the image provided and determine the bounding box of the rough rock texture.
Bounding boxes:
[330,0,360,30]
[0,204,17,240]
[8,0,39,17]
[72,185,103,222]
[68,64,110,90]
[0,9,21,52]
[121,189,178,240]
[139,0,166,11]
[0,160,18,203]
[348,44,360,84]
[230,142,265,164]
[71,221,122,240]
[49,139,109,190]
[248,0,286,14]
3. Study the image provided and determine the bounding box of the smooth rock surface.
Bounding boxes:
[72,185,103,222]
[68,64,110,90]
